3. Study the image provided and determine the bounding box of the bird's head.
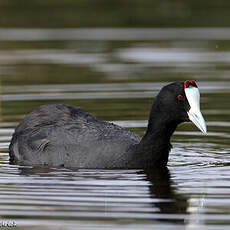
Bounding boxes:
[153,80,207,134]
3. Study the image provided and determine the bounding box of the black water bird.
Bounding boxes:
[9,80,207,168]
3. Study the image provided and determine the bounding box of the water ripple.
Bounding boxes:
[1,28,230,41]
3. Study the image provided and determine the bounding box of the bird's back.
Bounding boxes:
[9,104,140,168]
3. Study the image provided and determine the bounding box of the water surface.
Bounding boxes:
[0,27,230,230]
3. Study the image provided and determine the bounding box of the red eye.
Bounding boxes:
[177,95,183,101]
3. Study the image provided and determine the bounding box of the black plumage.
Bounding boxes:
[9,81,191,168]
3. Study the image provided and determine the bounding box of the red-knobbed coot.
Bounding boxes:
[9,80,207,168]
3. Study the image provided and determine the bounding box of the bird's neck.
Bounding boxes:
[130,107,179,168]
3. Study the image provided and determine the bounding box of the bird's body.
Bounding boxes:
[9,104,141,168]
[9,81,207,169]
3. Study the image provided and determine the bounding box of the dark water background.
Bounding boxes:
[1,1,230,229]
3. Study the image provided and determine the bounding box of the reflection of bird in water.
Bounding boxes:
[19,166,188,225]
[142,168,188,223]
